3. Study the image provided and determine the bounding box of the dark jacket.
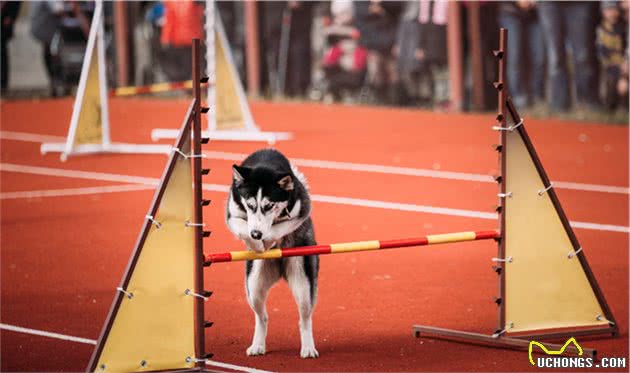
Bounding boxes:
[30,1,61,44]
[1,1,21,40]
[354,1,402,53]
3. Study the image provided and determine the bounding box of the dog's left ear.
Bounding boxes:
[232,165,249,186]
[277,174,294,191]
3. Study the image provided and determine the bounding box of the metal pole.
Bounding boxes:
[191,38,206,366]
[205,231,499,263]
[113,1,129,87]
[446,2,463,112]
[244,1,260,97]
[467,2,485,110]
[276,7,292,97]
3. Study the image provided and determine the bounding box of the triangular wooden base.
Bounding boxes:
[412,28,617,358]
[87,40,211,373]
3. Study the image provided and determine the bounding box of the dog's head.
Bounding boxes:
[232,164,294,240]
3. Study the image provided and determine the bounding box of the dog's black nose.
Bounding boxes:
[250,230,263,240]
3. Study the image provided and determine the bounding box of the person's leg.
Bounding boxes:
[297,35,313,96]
[385,53,402,105]
[1,37,8,90]
[526,17,546,104]
[366,50,383,87]
[42,43,58,96]
[603,70,619,110]
[564,2,599,107]
[537,2,570,111]
[287,35,311,97]
[498,11,527,107]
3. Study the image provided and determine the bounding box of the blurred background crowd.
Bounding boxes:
[1,0,628,120]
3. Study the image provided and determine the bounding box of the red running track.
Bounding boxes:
[1,98,628,372]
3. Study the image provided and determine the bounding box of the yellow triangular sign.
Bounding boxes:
[73,35,105,146]
[215,29,244,130]
[503,106,611,333]
[88,122,196,372]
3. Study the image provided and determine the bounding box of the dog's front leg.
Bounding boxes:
[245,261,278,356]
[286,259,319,358]
[245,238,265,253]
[266,217,308,243]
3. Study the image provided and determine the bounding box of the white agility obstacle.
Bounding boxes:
[40,0,172,161]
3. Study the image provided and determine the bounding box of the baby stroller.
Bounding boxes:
[49,2,94,96]
[319,24,368,103]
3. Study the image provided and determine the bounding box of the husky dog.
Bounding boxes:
[226,149,319,358]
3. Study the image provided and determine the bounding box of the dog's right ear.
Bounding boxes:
[232,165,250,186]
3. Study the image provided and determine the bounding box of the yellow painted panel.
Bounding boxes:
[75,41,103,145]
[215,31,245,130]
[331,241,380,253]
[95,138,196,372]
[504,126,607,333]
[231,249,283,261]
[427,231,476,245]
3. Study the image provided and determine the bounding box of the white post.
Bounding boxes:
[63,0,103,158]
[97,0,111,146]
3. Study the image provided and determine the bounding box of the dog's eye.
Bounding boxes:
[246,202,256,211]
[262,203,275,213]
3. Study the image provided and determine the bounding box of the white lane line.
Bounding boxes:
[206,360,274,373]
[0,184,154,200]
[0,323,97,345]
[310,194,630,233]
[1,163,628,234]
[570,221,630,234]
[0,163,161,186]
[0,131,65,143]
[552,181,628,195]
[204,151,492,182]
[2,130,627,195]
[0,323,273,373]
[203,150,630,195]
[311,194,497,220]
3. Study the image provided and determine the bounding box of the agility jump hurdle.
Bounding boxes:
[205,230,499,263]
[87,29,617,372]
[40,0,172,160]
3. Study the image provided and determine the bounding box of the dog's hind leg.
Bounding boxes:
[286,257,319,358]
[245,260,280,356]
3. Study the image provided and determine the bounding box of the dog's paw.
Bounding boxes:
[300,346,319,359]
[246,344,266,356]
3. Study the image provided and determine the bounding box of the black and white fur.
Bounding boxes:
[226,149,319,358]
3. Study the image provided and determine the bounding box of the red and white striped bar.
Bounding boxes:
[206,230,499,263]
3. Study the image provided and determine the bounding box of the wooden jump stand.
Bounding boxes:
[86,39,215,372]
[412,28,618,358]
